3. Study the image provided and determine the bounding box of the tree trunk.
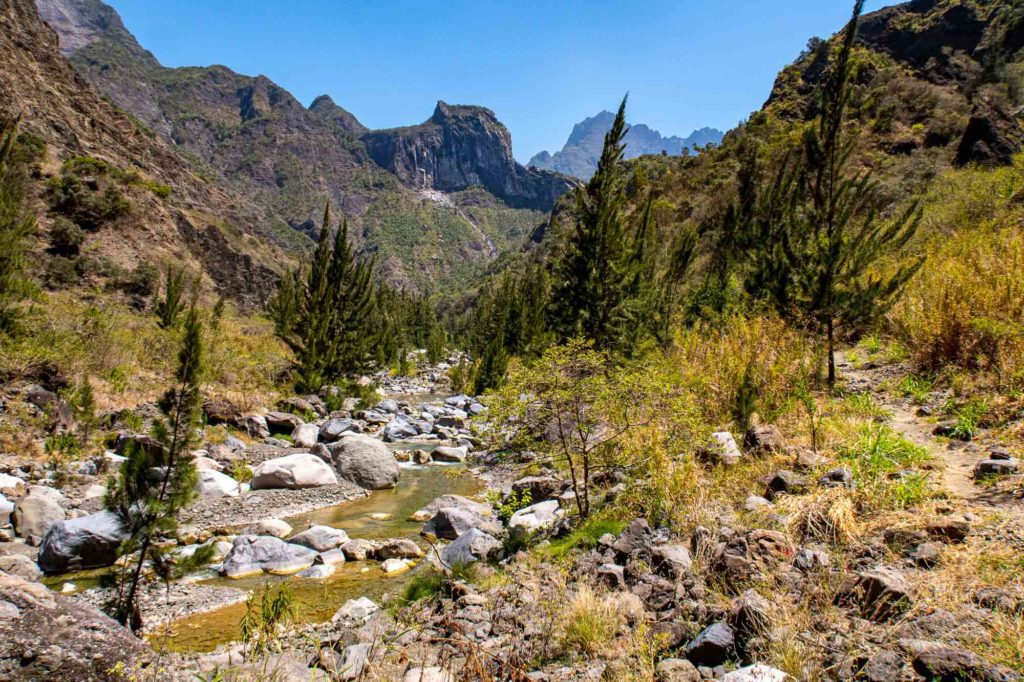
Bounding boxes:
[827,317,836,389]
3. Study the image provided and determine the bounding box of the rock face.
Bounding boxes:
[328,435,400,490]
[251,453,338,489]
[0,572,152,680]
[220,535,317,578]
[529,110,723,180]
[364,102,573,211]
[955,101,1024,167]
[37,511,127,574]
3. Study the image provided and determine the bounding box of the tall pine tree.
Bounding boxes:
[549,96,634,352]
[746,0,922,387]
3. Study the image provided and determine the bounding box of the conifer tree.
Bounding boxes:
[747,0,922,386]
[154,265,187,329]
[549,96,634,352]
[0,118,36,335]
[106,303,204,631]
[275,203,379,391]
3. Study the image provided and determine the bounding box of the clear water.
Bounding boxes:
[150,464,481,653]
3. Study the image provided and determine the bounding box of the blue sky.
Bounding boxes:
[105,0,888,162]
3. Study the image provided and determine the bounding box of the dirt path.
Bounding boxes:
[837,355,1022,508]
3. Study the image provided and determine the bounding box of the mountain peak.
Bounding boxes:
[531,112,724,179]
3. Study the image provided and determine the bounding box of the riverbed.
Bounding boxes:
[150,462,482,653]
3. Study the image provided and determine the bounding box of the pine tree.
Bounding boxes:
[154,265,187,329]
[275,203,380,391]
[549,96,635,352]
[749,0,922,387]
[0,118,37,335]
[72,375,97,445]
[106,303,204,631]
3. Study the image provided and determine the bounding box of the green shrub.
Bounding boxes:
[48,217,84,255]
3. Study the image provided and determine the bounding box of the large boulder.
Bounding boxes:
[331,597,379,626]
[220,535,318,578]
[291,423,320,448]
[320,418,355,442]
[195,469,240,498]
[37,511,127,574]
[251,453,338,490]
[288,525,350,552]
[327,435,400,490]
[955,100,1024,168]
[374,538,423,560]
[13,487,66,539]
[0,555,42,581]
[264,411,304,434]
[431,446,467,463]
[0,572,152,680]
[422,507,501,540]
[508,500,564,532]
[441,528,501,566]
[382,417,419,442]
[410,495,491,522]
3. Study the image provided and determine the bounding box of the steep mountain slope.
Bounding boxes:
[0,0,281,307]
[35,0,571,292]
[529,110,724,179]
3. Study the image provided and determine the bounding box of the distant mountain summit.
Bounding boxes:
[529,111,723,179]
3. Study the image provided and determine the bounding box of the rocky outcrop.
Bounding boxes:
[0,572,151,680]
[363,102,574,211]
[955,100,1024,167]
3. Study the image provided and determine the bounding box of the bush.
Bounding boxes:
[48,217,84,255]
[43,255,81,288]
[558,585,624,656]
[114,262,159,298]
[46,157,131,230]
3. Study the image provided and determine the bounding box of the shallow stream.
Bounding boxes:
[150,461,481,653]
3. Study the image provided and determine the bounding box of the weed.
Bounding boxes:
[898,374,936,404]
[558,584,623,656]
[947,399,988,441]
[497,489,532,523]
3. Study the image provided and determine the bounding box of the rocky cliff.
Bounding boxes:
[32,0,568,291]
[364,102,574,211]
[529,110,724,179]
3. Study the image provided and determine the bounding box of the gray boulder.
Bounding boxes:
[441,528,501,566]
[288,525,350,552]
[13,487,66,538]
[251,453,338,489]
[38,511,127,574]
[721,665,788,682]
[331,596,379,625]
[422,507,501,540]
[374,538,423,560]
[684,622,735,666]
[410,494,491,522]
[195,469,240,498]
[431,446,467,463]
[264,411,304,434]
[508,500,564,532]
[320,418,355,442]
[220,535,318,578]
[328,435,400,490]
[291,423,320,448]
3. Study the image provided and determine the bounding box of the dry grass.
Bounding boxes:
[558,584,627,657]
[782,487,860,545]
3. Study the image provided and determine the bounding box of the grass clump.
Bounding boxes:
[838,424,932,509]
[558,585,624,656]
